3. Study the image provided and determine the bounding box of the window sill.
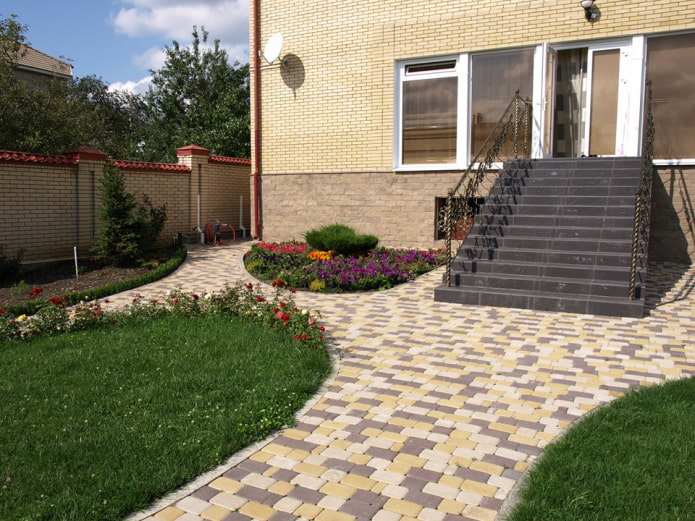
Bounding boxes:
[653,159,695,167]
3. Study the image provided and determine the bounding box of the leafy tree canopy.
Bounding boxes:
[0,16,249,162]
[137,26,250,162]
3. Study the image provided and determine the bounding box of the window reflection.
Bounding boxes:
[647,34,695,159]
[402,77,458,164]
[471,50,534,157]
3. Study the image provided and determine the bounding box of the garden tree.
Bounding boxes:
[91,166,167,267]
[0,13,146,157]
[137,26,250,162]
[0,13,26,73]
[0,73,146,157]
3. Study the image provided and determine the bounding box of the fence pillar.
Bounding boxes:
[63,146,108,258]
[177,145,210,236]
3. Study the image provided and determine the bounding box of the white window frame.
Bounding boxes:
[394,54,466,171]
[395,36,695,170]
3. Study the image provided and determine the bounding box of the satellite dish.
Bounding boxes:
[263,33,283,64]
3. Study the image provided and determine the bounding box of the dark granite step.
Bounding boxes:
[434,157,647,318]
[433,285,645,318]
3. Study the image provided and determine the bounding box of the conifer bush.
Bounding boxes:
[91,166,167,266]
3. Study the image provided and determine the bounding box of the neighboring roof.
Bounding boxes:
[13,44,72,79]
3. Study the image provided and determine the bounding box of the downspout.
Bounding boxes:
[252,0,262,239]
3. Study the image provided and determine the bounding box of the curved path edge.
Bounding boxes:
[100,243,694,521]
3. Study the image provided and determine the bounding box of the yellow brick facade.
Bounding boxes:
[0,148,251,265]
[252,0,695,256]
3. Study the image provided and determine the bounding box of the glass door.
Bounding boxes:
[547,43,626,157]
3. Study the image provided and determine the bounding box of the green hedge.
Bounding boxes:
[3,248,187,317]
[304,223,378,256]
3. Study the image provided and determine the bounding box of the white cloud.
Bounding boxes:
[133,46,168,71]
[112,0,249,45]
[108,0,249,93]
[108,76,153,95]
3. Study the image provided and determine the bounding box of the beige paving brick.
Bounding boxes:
[249,451,273,463]
[462,504,497,521]
[268,480,295,495]
[201,504,232,521]
[384,498,424,517]
[273,497,303,513]
[437,499,465,515]
[316,509,356,521]
[439,475,464,489]
[154,506,186,521]
[347,453,372,465]
[263,443,293,457]
[320,481,357,499]
[210,491,247,512]
[470,460,505,476]
[177,496,209,515]
[238,501,277,521]
[283,428,309,440]
[209,477,243,494]
[294,503,324,519]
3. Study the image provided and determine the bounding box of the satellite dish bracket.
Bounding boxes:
[262,33,285,68]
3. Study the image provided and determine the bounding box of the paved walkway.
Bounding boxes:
[112,242,695,521]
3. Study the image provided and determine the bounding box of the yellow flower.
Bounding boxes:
[16,314,27,322]
[308,250,332,261]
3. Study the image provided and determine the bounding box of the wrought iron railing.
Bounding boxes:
[439,93,532,286]
[628,81,655,300]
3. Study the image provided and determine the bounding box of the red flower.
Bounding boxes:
[294,334,301,340]
[192,294,199,300]
[256,297,264,302]
[273,307,280,313]
[0,308,4,314]
[318,326,326,332]
[280,302,287,308]
[271,279,286,288]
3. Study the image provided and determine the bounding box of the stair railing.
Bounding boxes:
[440,92,532,286]
[628,81,655,300]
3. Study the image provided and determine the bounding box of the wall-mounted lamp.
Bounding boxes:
[581,0,597,21]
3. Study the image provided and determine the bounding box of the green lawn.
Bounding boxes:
[507,375,695,521]
[0,314,331,521]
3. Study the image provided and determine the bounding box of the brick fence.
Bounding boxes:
[0,145,251,265]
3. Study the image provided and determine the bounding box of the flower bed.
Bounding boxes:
[244,241,446,292]
[0,282,326,349]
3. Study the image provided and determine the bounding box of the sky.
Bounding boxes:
[2,0,250,93]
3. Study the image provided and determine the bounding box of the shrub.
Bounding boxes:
[91,165,167,267]
[0,245,23,284]
[304,223,378,256]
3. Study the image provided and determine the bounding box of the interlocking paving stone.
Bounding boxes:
[119,243,695,521]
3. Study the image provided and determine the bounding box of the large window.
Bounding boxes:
[397,49,534,169]
[401,60,458,165]
[470,49,534,157]
[647,33,695,160]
